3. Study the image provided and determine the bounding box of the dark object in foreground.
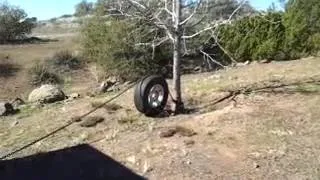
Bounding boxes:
[134,75,169,117]
[0,144,145,180]
[0,102,16,116]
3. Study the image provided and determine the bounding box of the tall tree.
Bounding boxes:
[75,0,94,17]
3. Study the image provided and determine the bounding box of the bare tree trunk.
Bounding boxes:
[172,0,184,113]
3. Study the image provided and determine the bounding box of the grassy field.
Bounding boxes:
[0,34,98,100]
[1,33,320,179]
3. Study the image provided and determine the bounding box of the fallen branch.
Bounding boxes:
[198,78,320,110]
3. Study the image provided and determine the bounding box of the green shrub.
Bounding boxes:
[46,50,83,72]
[283,0,320,57]
[216,12,286,62]
[81,17,170,81]
[0,3,37,43]
[29,61,62,86]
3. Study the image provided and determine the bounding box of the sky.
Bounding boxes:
[2,0,279,21]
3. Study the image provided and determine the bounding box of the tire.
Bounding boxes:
[134,75,169,117]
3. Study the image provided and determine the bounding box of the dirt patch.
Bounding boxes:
[1,58,320,179]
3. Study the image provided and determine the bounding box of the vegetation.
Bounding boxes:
[29,61,62,86]
[81,17,171,81]
[74,0,94,17]
[283,0,320,58]
[29,51,82,86]
[45,50,83,72]
[217,12,286,62]
[216,0,320,62]
[0,3,37,43]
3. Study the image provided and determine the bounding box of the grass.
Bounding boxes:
[184,57,320,104]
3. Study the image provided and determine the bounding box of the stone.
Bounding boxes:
[184,139,195,146]
[127,155,136,164]
[143,161,153,174]
[68,93,80,99]
[98,76,120,93]
[0,102,14,116]
[10,120,19,127]
[259,59,271,64]
[79,116,105,128]
[28,85,66,104]
[159,128,177,138]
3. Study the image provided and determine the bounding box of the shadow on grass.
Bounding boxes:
[0,37,58,45]
[0,63,21,78]
[0,144,146,180]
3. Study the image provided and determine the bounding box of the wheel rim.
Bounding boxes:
[148,84,165,108]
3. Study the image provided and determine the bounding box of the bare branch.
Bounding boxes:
[211,33,238,64]
[179,0,202,26]
[127,0,146,10]
[182,25,217,39]
[135,36,169,47]
[227,0,246,22]
[163,0,175,17]
[200,49,226,69]
[153,10,174,41]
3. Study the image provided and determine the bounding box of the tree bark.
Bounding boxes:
[172,0,184,113]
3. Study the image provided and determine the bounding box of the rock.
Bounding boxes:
[143,161,153,174]
[184,139,195,146]
[0,102,15,116]
[98,76,120,93]
[159,126,197,138]
[186,160,192,165]
[71,116,82,122]
[194,66,201,72]
[10,120,19,127]
[259,59,271,64]
[79,116,105,128]
[175,126,197,137]
[127,155,136,164]
[253,162,260,169]
[159,128,177,138]
[68,93,80,99]
[244,60,250,65]
[28,85,66,104]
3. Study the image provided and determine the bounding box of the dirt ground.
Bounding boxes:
[1,44,320,180]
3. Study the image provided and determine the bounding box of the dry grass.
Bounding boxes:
[1,56,320,179]
[0,34,96,100]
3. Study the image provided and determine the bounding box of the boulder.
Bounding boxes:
[68,93,81,100]
[97,76,120,93]
[28,85,66,103]
[259,59,271,64]
[0,102,14,116]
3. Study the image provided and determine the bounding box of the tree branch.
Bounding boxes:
[200,49,226,69]
[179,0,202,26]
[127,0,146,10]
[182,25,217,39]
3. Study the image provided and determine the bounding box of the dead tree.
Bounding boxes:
[110,0,247,113]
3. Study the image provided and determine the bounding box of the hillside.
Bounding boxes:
[1,0,320,178]
[1,46,320,179]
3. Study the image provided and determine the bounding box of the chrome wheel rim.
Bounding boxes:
[148,84,164,108]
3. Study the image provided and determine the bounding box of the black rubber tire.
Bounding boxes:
[134,75,169,117]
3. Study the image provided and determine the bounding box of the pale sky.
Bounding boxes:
[2,0,279,20]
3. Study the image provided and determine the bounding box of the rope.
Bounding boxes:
[0,82,137,160]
